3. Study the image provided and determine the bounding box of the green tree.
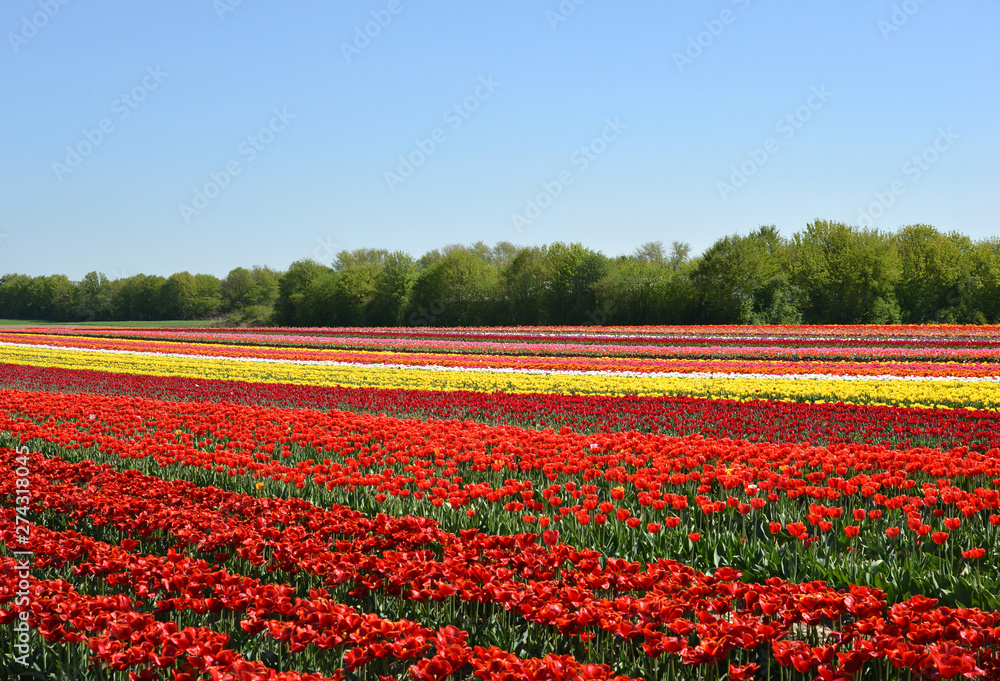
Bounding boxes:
[969,238,1000,323]
[895,225,971,322]
[191,274,222,318]
[109,274,168,320]
[692,226,799,324]
[41,275,76,321]
[409,248,498,326]
[789,221,901,323]
[300,270,339,326]
[544,242,607,324]
[0,274,33,318]
[501,246,551,325]
[668,241,692,271]
[489,242,521,272]
[221,267,255,314]
[161,272,198,319]
[273,259,332,326]
[76,272,113,321]
[250,266,280,307]
[595,256,665,325]
[331,249,388,325]
[633,241,666,266]
[369,252,417,326]
[652,264,698,324]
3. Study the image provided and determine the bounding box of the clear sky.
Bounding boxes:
[2,1,998,279]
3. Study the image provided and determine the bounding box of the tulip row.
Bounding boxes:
[0,448,649,680]
[3,386,999,528]
[28,323,1000,346]
[2,387,999,605]
[0,557,343,681]
[1,511,641,681]
[8,331,1000,379]
[5,447,1000,680]
[0,447,720,679]
[2,340,1000,410]
[2,363,999,453]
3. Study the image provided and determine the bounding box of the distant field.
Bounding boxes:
[0,319,214,328]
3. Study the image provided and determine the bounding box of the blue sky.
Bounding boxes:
[2,1,998,279]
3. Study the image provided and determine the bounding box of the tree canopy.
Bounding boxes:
[4,222,999,326]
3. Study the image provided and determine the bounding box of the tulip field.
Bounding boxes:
[2,326,1000,681]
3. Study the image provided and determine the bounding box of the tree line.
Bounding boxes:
[3,221,999,326]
